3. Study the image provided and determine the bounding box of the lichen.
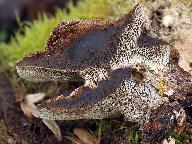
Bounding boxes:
[156,77,166,96]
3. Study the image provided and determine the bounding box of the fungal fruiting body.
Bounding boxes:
[16,4,192,143]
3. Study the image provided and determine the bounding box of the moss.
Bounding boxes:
[0,0,135,71]
[172,132,191,144]
[127,130,142,144]
[95,119,111,139]
[107,0,135,18]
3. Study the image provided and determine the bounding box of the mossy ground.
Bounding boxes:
[0,0,192,143]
